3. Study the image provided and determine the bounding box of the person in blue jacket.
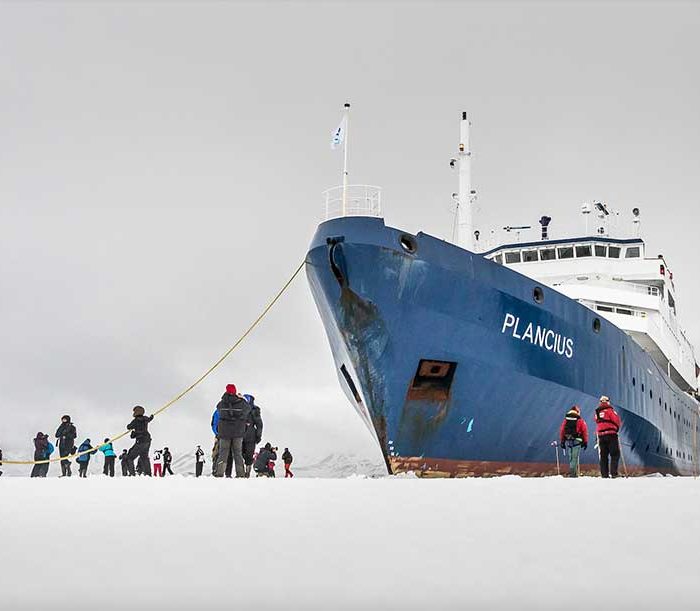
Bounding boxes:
[99,438,117,477]
[75,439,96,478]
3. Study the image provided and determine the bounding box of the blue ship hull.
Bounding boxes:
[306,217,700,476]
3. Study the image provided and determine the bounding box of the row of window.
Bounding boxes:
[631,375,699,437]
[492,243,641,265]
[596,304,645,317]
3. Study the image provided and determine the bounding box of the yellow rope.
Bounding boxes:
[1,260,306,466]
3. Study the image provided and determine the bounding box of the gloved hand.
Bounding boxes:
[582,442,588,450]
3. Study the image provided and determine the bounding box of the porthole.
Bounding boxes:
[593,318,601,333]
[533,286,544,304]
[399,234,417,254]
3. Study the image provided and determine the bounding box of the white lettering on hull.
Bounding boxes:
[501,312,574,359]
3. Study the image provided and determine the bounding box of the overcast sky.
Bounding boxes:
[1,1,698,466]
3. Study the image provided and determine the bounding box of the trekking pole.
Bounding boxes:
[551,441,560,476]
[618,437,629,478]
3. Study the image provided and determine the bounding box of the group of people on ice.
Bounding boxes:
[558,395,623,478]
[23,383,295,479]
[209,384,293,478]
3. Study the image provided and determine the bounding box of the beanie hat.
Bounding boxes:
[133,405,145,416]
[61,415,71,422]
[599,396,610,404]
[226,384,237,395]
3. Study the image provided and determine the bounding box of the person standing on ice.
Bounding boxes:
[559,406,588,477]
[214,383,250,478]
[55,415,77,477]
[76,439,96,478]
[195,445,205,477]
[242,394,263,478]
[282,447,294,478]
[162,447,174,476]
[594,396,622,478]
[118,449,129,476]
[153,449,163,477]
[125,405,154,476]
[30,432,53,477]
[99,438,117,477]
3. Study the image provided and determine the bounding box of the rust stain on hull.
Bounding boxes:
[390,456,683,478]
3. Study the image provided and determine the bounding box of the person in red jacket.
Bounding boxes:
[594,396,622,478]
[559,405,588,477]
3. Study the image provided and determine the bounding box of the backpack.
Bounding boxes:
[563,415,579,439]
[219,401,246,422]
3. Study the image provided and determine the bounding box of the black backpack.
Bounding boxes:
[219,400,246,422]
[564,414,579,439]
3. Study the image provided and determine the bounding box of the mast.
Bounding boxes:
[342,102,350,215]
[456,111,474,251]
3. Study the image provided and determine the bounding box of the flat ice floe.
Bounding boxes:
[0,476,698,610]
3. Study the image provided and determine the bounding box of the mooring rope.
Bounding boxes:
[1,260,306,466]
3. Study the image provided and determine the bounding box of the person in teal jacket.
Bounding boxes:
[75,439,96,478]
[99,438,117,477]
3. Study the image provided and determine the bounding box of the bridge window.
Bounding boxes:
[595,245,607,257]
[576,245,592,258]
[505,251,521,264]
[540,248,555,261]
[626,246,641,258]
[494,254,503,265]
[522,249,538,262]
[608,246,621,258]
[557,246,574,259]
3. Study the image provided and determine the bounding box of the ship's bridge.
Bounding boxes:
[482,236,698,393]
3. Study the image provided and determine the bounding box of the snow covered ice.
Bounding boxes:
[1,475,699,610]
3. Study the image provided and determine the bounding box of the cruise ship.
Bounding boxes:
[306,111,700,476]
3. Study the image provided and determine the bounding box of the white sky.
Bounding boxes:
[1,1,698,464]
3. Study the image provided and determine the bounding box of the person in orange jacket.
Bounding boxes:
[559,405,588,477]
[594,396,622,478]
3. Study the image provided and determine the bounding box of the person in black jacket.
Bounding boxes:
[242,394,263,478]
[195,445,205,478]
[55,415,77,477]
[282,448,294,478]
[118,449,129,476]
[125,405,154,476]
[162,447,173,476]
[30,432,51,478]
[214,384,250,478]
[254,443,277,477]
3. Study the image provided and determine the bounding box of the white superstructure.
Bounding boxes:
[483,234,699,394]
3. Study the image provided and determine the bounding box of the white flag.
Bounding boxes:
[330,115,347,150]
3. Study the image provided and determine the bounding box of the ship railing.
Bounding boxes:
[321,185,382,222]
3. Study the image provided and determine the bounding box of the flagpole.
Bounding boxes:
[342,102,350,216]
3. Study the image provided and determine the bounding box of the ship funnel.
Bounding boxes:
[539,215,552,241]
